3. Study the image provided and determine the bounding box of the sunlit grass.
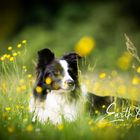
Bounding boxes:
[0,38,140,140]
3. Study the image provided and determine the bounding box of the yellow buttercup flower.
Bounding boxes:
[132,76,140,85]
[117,51,133,70]
[19,79,25,84]
[6,54,11,59]
[45,77,52,85]
[13,52,17,57]
[137,66,140,73]
[22,40,27,44]
[111,70,118,77]
[102,105,106,109]
[8,46,12,51]
[75,36,95,57]
[0,56,5,61]
[5,107,11,111]
[88,119,94,125]
[36,86,42,93]
[9,57,14,61]
[21,85,27,91]
[117,85,127,94]
[57,124,64,131]
[16,87,21,93]
[8,126,15,133]
[97,120,110,128]
[17,43,22,48]
[22,65,27,69]
[95,110,99,114]
[26,124,33,132]
[27,74,32,78]
[99,73,106,79]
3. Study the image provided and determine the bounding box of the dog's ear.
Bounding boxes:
[34,48,54,98]
[37,48,55,70]
[61,53,81,62]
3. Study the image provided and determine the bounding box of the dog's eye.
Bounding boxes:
[54,71,60,76]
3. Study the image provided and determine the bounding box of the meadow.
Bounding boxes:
[0,36,140,140]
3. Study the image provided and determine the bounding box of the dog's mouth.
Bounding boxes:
[61,83,75,91]
[50,82,75,92]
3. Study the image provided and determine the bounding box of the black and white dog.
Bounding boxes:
[29,48,85,124]
[30,48,137,124]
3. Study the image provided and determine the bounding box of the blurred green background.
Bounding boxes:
[0,0,140,70]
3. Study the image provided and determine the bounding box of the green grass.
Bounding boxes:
[0,40,140,140]
[0,89,140,140]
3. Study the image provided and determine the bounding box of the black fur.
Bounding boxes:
[34,49,55,99]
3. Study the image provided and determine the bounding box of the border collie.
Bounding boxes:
[29,48,138,124]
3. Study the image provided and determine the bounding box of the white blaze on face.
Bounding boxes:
[59,60,73,89]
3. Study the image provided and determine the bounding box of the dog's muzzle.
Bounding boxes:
[66,79,75,91]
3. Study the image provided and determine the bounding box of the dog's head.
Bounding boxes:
[34,48,81,97]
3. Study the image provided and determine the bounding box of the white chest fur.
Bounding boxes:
[29,90,80,124]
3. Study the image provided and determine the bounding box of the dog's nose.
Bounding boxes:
[67,80,74,87]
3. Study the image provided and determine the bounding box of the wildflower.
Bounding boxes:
[3,112,8,118]
[22,40,27,44]
[27,74,32,78]
[8,117,11,120]
[36,86,42,94]
[132,76,140,85]
[102,105,106,109]
[117,51,133,70]
[26,124,33,132]
[137,66,140,73]
[7,126,15,133]
[22,65,27,69]
[9,98,12,101]
[75,36,95,57]
[5,107,11,111]
[19,79,25,84]
[8,46,12,51]
[95,110,99,114]
[1,56,5,61]
[45,77,52,85]
[16,105,19,109]
[3,54,8,59]
[21,85,27,91]
[12,52,17,57]
[88,119,93,125]
[96,120,110,128]
[16,87,21,93]
[57,124,64,131]
[17,43,22,48]
[9,57,14,61]
[117,85,127,94]
[1,83,7,91]
[23,117,28,123]
[111,70,118,77]
[6,54,11,59]
[99,73,106,79]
